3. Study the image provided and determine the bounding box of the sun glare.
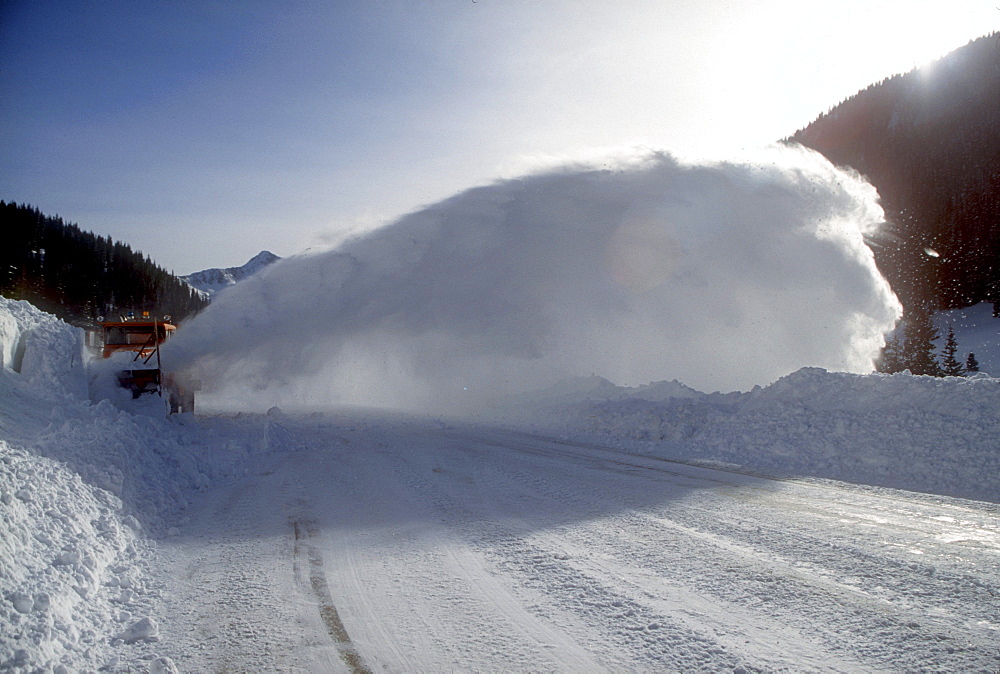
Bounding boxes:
[867,1,1000,77]
[888,21,980,73]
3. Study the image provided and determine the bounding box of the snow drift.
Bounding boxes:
[165,144,901,413]
[0,299,157,671]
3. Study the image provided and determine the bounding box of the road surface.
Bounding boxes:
[154,415,1000,672]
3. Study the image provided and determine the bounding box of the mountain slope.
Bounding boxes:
[790,33,1000,311]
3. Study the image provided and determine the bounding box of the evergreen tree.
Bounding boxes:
[901,306,943,376]
[875,332,906,374]
[966,352,980,373]
[939,326,964,376]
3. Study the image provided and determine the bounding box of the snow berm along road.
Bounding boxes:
[1,296,999,671]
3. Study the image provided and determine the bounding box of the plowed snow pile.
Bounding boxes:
[502,366,1000,502]
[0,298,279,672]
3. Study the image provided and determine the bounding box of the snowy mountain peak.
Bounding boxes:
[181,251,280,299]
[242,250,281,274]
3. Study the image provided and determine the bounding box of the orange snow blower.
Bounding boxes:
[98,311,194,414]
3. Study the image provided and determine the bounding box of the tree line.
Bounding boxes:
[1,201,208,327]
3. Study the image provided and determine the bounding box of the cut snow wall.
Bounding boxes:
[0,297,88,399]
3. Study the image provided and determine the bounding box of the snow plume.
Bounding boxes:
[166,144,901,413]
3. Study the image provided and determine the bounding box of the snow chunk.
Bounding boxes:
[0,440,151,671]
[117,616,160,644]
[149,656,180,673]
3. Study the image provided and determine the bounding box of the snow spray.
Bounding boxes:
[165,144,901,413]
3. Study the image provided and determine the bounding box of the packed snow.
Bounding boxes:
[2,293,998,671]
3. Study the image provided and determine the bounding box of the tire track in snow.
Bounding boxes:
[417,425,1000,671]
[291,516,370,674]
[159,417,999,671]
[503,438,999,669]
[317,434,605,672]
[155,461,335,672]
[388,435,757,670]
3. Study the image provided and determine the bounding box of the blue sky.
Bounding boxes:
[2,0,997,273]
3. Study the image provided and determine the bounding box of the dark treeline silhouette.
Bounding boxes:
[790,32,1000,314]
[876,305,981,378]
[1,201,207,327]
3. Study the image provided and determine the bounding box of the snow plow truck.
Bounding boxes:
[98,311,195,414]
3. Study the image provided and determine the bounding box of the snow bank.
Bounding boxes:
[166,144,901,413]
[503,367,1000,503]
[0,299,154,671]
[0,298,87,399]
[0,298,292,671]
[0,440,153,671]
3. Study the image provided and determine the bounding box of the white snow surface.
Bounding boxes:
[0,299,280,671]
[2,297,999,672]
[499,367,1000,503]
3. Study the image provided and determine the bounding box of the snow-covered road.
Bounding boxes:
[154,416,1000,672]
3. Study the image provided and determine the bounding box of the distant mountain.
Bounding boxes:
[789,32,1000,312]
[182,251,281,299]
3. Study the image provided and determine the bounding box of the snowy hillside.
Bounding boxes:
[2,297,999,671]
[180,250,280,299]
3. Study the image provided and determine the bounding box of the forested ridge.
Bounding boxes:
[790,32,1000,313]
[1,201,207,326]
